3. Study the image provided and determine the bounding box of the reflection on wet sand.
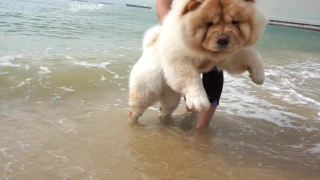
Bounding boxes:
[0,89,319,180]
[128,108,320,180]
[1,0,320,178]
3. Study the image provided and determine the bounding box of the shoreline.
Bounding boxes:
[269,19,320,31]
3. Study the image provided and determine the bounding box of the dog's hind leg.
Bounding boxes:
[128,105,149,124]
[159,87,181,120]
[128,91,154,124]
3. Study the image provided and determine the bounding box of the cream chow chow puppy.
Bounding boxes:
[128,0,268,123]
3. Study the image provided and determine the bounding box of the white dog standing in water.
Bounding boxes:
[128,0,268,123]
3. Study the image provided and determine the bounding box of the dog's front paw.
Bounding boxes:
[185,93,210,112]
[250,69,265,85]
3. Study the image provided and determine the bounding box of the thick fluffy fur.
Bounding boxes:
[128,0,268,123]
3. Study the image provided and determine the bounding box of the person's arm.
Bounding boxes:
[156,0,173,23]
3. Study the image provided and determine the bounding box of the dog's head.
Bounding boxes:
[178,0,267,58]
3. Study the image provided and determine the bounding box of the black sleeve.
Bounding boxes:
[202,68,224,104]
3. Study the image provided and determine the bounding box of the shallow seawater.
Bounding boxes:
[1,0,320,179]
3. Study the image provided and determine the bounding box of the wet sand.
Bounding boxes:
[1,89,319,180]
[1,1,320,179]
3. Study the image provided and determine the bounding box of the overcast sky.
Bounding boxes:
[113,0,320,22]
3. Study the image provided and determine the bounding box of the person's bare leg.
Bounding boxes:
[196,105,216,128]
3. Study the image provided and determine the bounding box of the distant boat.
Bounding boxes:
[71,0,88,2]
[99,0,113,5]
[126,4,151,9]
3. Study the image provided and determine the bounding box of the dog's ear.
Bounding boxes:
[181,0,202,16]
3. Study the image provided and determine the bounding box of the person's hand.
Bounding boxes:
[156,0,173,23]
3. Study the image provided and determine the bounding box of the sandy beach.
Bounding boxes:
[0,0,320,179]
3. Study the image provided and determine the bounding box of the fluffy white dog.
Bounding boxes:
[128,0,268,123]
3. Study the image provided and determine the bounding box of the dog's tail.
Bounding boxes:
[142,25,161,50]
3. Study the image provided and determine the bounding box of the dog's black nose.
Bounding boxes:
[216,35,230,47]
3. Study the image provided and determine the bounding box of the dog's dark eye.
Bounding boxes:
[207,22,214,27]
[232,21,240,26]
